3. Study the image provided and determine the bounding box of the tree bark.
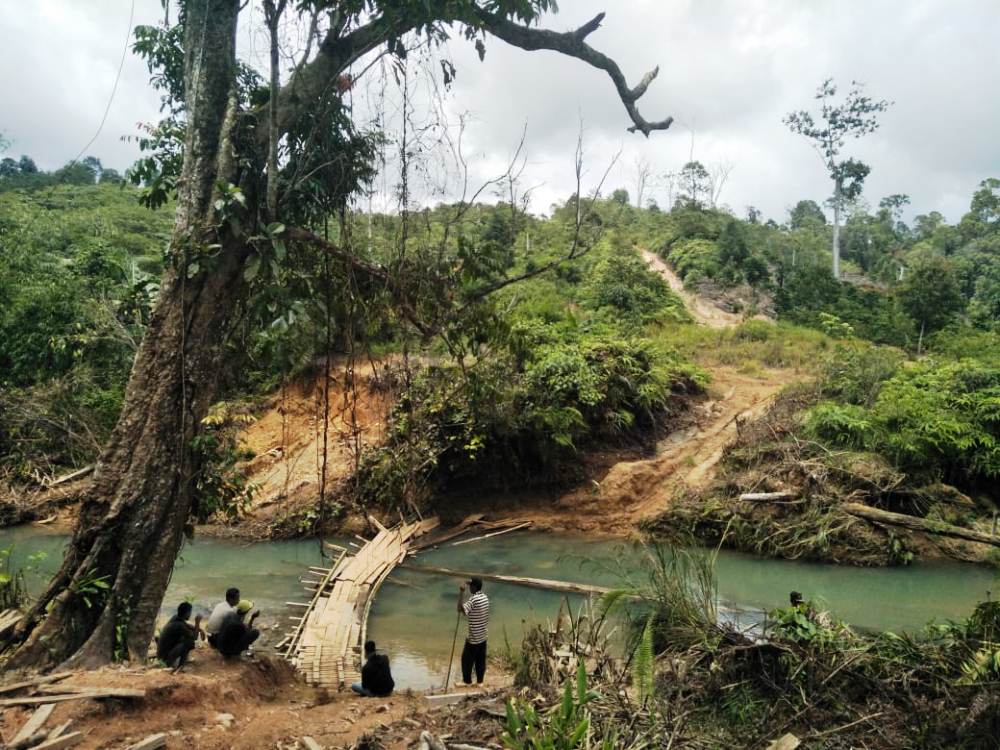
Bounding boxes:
[831,177,842,279]
[5,0,244,670]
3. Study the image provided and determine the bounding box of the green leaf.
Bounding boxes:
[243,255,261,282]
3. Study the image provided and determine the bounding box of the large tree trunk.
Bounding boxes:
[6,0,245,670]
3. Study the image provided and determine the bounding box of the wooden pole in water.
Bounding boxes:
[399,563,612,596]
[444,609,461,692]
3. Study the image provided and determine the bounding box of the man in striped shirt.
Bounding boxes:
[457,577,490,685]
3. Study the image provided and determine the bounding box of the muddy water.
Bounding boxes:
[0,527,994,691]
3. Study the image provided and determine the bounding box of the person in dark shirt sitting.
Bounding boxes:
[156,602,203,672]
[351,640,394,697]
[215,599,261,658]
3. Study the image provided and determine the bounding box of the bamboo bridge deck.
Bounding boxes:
[284,516,440,688]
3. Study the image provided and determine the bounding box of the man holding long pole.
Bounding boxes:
[456,577,491,685]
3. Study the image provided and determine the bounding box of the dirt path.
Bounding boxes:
[489,252,801,535]
[497,366,793,536]
[641,249,746,328]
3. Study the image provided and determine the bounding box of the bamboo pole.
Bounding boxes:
[399,563,611,596]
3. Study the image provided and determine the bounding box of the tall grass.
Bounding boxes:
[649,320,833,373]
[597,543,721,657]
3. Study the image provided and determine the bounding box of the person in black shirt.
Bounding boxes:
[215,599,261,658]
[156,602,202,672]
[351,640,394,697]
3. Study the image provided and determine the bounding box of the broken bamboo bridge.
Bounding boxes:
[280,514,590,688]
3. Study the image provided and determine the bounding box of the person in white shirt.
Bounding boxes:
[205,587,240,650]
[457,577,490,685]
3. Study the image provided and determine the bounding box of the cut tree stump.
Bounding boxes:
[843,503,1000,547]
[10,702,55,744]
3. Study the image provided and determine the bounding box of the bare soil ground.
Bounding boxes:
[0,652,511,750]
[641,249,750,328]
[473,365,796,537]
[236,360,395,527]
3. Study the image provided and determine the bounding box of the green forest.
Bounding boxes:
[1,1,999,747]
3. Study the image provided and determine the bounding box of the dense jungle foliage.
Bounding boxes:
[1,155,998,535]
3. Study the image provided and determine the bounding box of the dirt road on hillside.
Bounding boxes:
[641,249,746,328]
[493,253,799,535]
[501,365,793,536]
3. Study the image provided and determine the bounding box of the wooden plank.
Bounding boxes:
[739,491,797,502]
[844,502,1000,547]
[47,465,94,487]
[126,733,168,750]
[450,521,531,547]
[32,732,83,750]
[0,688,145,706]
[0,672,73,695]
[11,703,55,744]
[49,719,74,740]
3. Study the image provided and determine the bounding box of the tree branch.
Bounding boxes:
[283,226,435,336]
[472,10,673,136]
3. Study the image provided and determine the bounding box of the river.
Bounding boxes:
[0,527,995,690]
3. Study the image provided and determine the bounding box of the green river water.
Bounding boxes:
[0,527,995,691]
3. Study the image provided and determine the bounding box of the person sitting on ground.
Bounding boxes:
[457,577,490,685]
[206,587,240,651]
[156,602,203,672]
[351,640,394,697]
[215,599,261,658]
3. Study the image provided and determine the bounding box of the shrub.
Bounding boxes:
[805,402,873,448]
[820,344,904,406]
[665,238,721,285]
[355,330,705,509]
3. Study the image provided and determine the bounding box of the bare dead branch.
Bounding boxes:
[473,10,673,136]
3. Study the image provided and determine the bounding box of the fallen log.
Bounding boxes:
[399,563,611,596]
[843,502,1000,547]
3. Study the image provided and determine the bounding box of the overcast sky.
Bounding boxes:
[1,0,997,223]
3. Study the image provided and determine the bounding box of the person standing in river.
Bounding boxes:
[457,577,490,685]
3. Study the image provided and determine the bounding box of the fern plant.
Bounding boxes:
[503,660,614,750]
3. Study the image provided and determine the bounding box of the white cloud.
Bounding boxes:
[1,0,996,223]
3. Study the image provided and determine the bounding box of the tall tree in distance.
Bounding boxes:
[3,0,676,671]
[785,79,890,279]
